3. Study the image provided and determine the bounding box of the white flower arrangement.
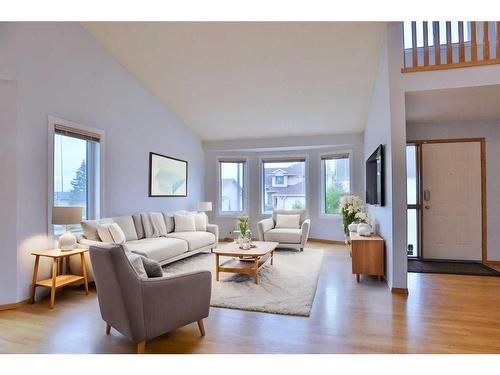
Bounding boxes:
[354,211,369,223]
[339,194,368,237]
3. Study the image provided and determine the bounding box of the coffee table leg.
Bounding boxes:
[253,257,259,284]
[271,250,274,266]
[215,254,220,281]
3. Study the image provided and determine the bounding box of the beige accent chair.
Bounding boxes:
[257,209,311,251]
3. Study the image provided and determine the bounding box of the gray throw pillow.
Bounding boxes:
[126,253,148,279]
[140,256,163,278]
[132,214,145,239]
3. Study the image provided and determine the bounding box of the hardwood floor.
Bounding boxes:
[1,242,500,354]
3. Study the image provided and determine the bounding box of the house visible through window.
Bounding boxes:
[322,154,350,214]
[53,125,101,234]
[262,159,306,213]
[219,160,245,214]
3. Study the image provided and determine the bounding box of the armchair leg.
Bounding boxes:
[197,319,205,336]
[105,323,111,335]
[137,341,146,354]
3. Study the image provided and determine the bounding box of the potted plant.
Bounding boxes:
[237,216,250,248]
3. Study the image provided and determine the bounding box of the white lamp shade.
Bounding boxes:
[52,206,83,225]
[197,201,213,212]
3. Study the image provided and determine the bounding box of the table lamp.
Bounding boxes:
[197,201,213,213]
[52,206,83,251]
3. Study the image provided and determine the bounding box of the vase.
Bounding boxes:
[357,223,372,236]
[348,223,358,232]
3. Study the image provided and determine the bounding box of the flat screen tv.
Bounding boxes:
[366,144,384,206]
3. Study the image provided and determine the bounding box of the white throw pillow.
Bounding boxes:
[96,223,114,243]
[276,214,301,229]
[81,218,113,240]
[193,213,207,231]
[174,214,196,232]
[108,223,126,244]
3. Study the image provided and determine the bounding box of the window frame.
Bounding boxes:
[319,151,352,219]
[260,155,309,215]
[48,116,105,238]
[216,156,248,217]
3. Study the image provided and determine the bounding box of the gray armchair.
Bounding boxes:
[89,245,211,354]
[257,209,311,251]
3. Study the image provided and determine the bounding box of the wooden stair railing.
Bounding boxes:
[402,21,500,73]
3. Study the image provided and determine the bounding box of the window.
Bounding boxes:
[262,159,306,213]
[219,160,246,214]
[51,121,101,235]
[321,154,350,215]
[406,144,419,257]
[274,175,285,186]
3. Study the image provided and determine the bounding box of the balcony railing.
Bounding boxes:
[402,21,500,73]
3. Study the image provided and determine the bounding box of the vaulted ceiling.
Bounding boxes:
[82,22,386,141]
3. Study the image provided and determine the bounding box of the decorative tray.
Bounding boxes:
[238,244,257,250]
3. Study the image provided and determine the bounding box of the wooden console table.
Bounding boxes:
[30,248,89,309]
[350,232,385,282]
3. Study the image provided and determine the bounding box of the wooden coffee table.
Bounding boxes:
[213,241,279,284]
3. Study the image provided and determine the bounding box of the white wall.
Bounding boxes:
[407,120,500,261]
[0,80,18,305]
[203,134,364,242]
[0,23,205,304]
[363,32,397,288]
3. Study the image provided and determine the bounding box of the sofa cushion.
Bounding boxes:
[97,223,114,243]
[108,223,126,244]
[81,218,113,241]
[111,215,138,241]
[272,209,308,224]
[124,237,188,263]
[166,231,215,251]
[162,213,175,233]
[140,213,155,238]
[264,228,302,244]
[276,214,301,229]
[174,214,196,232]
[193,213,208,231]
[150,212,168,237]
[132,214,145,239]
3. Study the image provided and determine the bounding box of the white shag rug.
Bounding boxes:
[162,248,324,317]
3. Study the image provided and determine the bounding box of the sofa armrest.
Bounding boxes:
[257,217,274,241]
[78,238,114,248]
[141,271,212,340]
[206,224,219,245]
[301,219,311,247]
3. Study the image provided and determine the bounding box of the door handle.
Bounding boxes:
[424,190,431,201]
[425,205,430,209]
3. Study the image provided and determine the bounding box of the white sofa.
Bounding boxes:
[71,212,218,279]
[257,209,311,251]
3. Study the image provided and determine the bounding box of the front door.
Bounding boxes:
[421,142,482,261]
